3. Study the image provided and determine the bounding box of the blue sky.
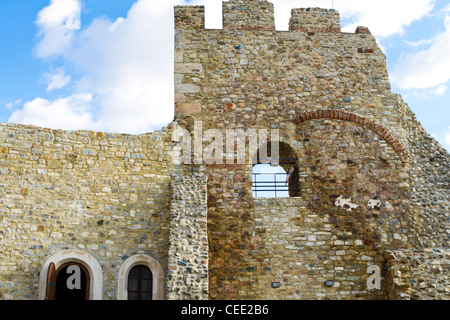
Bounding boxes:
[0,0,449,152]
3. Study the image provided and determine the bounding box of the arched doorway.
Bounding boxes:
[39,249,103,300]
[52,262,90,300]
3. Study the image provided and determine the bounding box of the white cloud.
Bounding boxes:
[408,84,448,99]
[446,128,450,147]
[391,11,450,90]
[5,99,22,110]
[12,0,186,134]
[335,0,434,37]
[404,38,436,48]
[34,0,81,58]
[9,94,97,131]
[42,68,71,91]
[431,84,447,96]
[444,4,450,13]
[62,0,180,133]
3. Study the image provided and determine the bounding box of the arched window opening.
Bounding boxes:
[253,164,289,198]
[127,265,153,300]
[117,254,164,300]
[252,141,300,198]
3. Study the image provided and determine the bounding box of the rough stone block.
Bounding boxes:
[175,84,201,94]
[175,63,203,74]
[175,102,201,115]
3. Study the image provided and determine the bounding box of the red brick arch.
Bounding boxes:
[294,109,409,163]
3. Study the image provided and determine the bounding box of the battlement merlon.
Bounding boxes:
[223,0,276,31]
[289,8,341,33]
[174,5,205,30]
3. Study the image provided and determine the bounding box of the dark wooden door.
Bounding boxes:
[45,262,57,300]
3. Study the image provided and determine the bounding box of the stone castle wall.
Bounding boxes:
[0,0,448,301]
[0,123,175,299]
[174,0,449,300]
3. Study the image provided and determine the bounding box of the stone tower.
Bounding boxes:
[173,0,449,300]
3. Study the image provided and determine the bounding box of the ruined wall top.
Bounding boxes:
[175,0,347,33]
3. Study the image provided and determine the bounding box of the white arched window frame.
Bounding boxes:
[38,249,103,300]
[117,254,164,300]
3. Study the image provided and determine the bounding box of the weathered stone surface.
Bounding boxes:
[173,0,449,301]
[0,124,175,300]
[289,8,341,33]
[386,249,450,300]
[167,172,208,300]
[175,63,203,74]
[0,0,448,301]
[175,84,201,94]
[175,102,202,115]
[223,0,276,31]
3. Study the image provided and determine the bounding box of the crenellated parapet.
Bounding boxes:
[174,1,360,34]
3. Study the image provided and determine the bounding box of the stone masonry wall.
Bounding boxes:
[386,249,450,300]
[174,0,449,300]
[401,104,450,249]
[0,0,448,301]
[167,170,209,300]
[205,118,401,300]
[0,122,175,299]
[247,198,387,300]
[223,0,275,31]
[289,8,341,33]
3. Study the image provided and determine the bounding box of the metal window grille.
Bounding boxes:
[252,158,300,198]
